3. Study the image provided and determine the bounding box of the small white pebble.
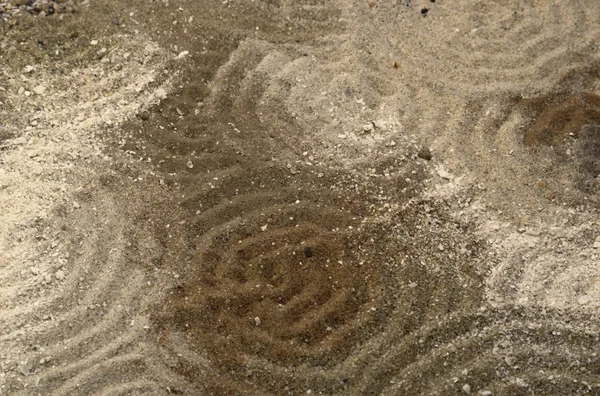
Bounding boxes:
[155,88,167,100]
[578,295,590,305]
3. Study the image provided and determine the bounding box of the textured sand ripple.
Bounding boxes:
[4,182,169,395]
[3,0,600,394]
[357,0,600,93]
[142,2,600,392]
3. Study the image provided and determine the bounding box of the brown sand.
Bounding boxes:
[1,0,599,395]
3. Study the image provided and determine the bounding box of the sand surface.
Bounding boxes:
[1,0,599,395]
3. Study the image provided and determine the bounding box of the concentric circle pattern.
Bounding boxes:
[355,0,600,94]
[3,0,600,394]
[424,63,600,215]
[159,172,394,366]
[152,166,491,394]
[137,2,600,393]
[344,0,600,213]
[1,179,175,395]
[139,9,600,389]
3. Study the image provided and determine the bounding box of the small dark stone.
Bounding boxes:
[344,87,352,96]
[418,147,432,161]
[112,17,120,26]
[304,246,313,258]
[47,4,54,15]
[421,7,429,15]
[139,111,150,121]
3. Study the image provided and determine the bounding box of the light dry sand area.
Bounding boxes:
[1,0,599,395]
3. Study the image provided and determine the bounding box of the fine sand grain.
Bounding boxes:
[1,1,599,395]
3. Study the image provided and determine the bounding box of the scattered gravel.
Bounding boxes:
[0,0,78,19]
